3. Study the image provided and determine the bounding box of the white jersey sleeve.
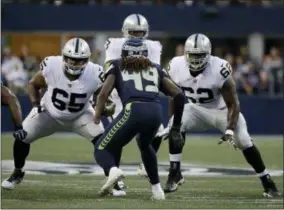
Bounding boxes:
[40,56,57,85]
[90,63,104,92]
[146,40,162,65]
[167,56,183,86]
[212,56,233,88]
[104,38,125,63]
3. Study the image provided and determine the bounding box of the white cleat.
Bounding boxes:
[2,170,25,190]
[100,167,124,196]
[111,188,127,197]
[2,180,15,190]
[151,191,165,200]
[137,163,148,178]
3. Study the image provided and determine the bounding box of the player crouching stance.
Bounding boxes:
[1,38,124,196]
[162,34,281,197]
[93,38,185,200]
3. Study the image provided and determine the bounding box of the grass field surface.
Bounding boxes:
[1,134,283,209]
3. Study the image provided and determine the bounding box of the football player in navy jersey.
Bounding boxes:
[94,38,185,200]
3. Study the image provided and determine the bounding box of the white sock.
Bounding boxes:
[109,166,118,173]
[152,183,163,192]
[257,169,269,177]
[169,153,181,162]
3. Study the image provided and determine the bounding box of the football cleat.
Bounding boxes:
[137,163,148,178]
[164,169,185,193]
[261,175,282,198]
[2,169,25,190]
[151,190,165,200]
[111,182,127,197]
[99,167,124,197]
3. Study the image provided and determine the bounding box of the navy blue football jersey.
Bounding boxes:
[105,60,166,106]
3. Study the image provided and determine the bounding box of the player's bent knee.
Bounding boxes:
[235,131,253,151]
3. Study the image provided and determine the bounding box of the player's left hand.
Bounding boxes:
[13,126,28,141]
[218,130,237,149]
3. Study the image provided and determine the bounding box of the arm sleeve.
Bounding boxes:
[40,57,52,85]
[167,58,179,85]
[219,61,233,88]
[148,41,162,65]
[104,38,121,63]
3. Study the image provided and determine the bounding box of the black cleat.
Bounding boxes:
[261,175,282,198]
[1,169,25,190]
[164,169,185,193]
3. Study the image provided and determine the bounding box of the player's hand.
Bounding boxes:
[169,125,185,150]
[94,113,101,125]
[218,129,237,149]
[13,126,28,141]
[32,104,44,114]
[102,102,116,117]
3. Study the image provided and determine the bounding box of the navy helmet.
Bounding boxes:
[121,38,148,58]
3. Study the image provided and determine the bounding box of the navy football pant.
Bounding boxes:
[95,102,162,185]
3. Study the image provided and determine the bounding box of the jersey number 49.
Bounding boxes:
[122,68,159,93]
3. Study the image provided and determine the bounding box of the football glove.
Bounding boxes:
[13,126,28,141]
[102,102,116,117]
[218,129,237,149]
[168,125,185,151]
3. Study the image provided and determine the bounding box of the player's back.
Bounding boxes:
[107,60,164,106]
[41,56,104,120]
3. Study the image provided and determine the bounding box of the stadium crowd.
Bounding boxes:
[1,43,283,96]
[2,0,284,6]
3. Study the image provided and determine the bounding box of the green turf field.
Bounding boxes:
[1,134,283,209]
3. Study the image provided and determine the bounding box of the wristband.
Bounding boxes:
[32,101,40,107]
[225,129,234,135]
[15,125,23,131]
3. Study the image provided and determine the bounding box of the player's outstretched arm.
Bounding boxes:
[28,71,47,107]
[1,84,23,128]
[221,76,240,131]
[94,74,116,124]
[218,76,240,148]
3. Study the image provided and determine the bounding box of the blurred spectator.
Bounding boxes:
[5,63,28,95]
[19,45,40,77]
[238,61,260,95]
[261,47,283,95]
[2,47,24,79]
[175,44,184,56]
[1,47,28,94]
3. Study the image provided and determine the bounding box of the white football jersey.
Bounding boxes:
[105,38,162,65]
[105,38,162,116]
[168,55,233,109]
[41,56,104,120]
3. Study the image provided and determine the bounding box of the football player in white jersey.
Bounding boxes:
[161,34,281,197]
[104,13,167,177]
[1,38,121,194]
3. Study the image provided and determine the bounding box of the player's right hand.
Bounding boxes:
[13,126,28,141]
[168,125,185,150]
[35,105,44,113]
